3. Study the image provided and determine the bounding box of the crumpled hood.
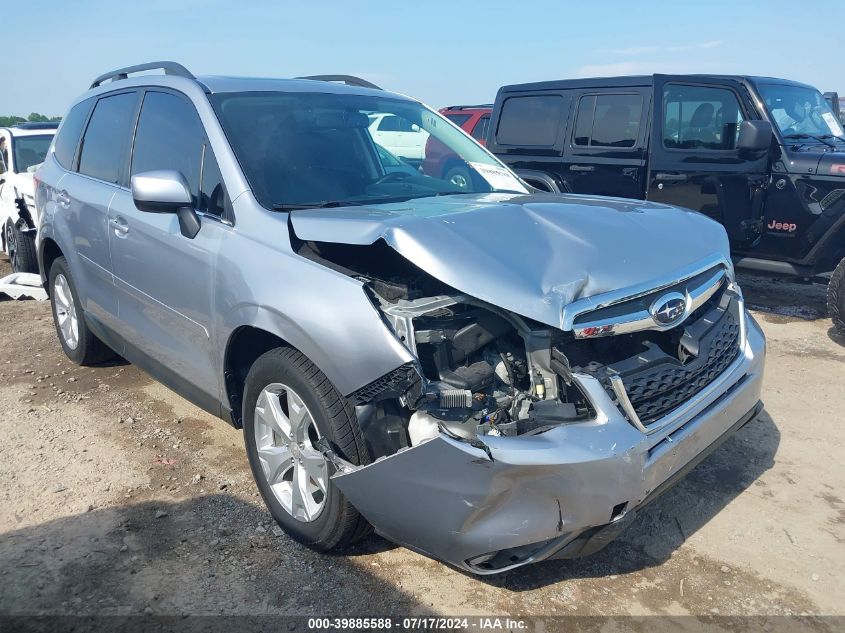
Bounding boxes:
[290,192,731,329]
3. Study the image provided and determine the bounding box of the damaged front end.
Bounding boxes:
[295,231,765,575]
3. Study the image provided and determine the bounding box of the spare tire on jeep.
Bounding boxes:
[828,258,845,334]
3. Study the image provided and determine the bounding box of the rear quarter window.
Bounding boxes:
[53,98,93,169]
[495,95,565,146]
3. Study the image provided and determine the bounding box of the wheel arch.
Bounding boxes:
[38,237,64,296]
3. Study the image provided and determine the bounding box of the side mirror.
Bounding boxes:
[410,123,421,133]
[131,170,201,239]
[737,120,773,152]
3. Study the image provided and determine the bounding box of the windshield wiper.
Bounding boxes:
[272,200,364,211]
[784,133,836,148]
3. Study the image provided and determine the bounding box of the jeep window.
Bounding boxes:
[495,95,565,146]
[13,135,53,172]
[78,92,138,184]
[663,85,744,151]
[210,91,526,209]
[0,138,6,174]
[444,113,471,127]
[54,98,93,169]
[758,83,845,139]
[471,114,491,141]
[573,94,642,148]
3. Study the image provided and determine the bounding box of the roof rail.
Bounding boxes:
[90,61,195,89]
[444,104,493,110]
[296,75,382,90]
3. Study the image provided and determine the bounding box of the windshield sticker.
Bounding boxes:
[468,162,527,193]
[822,112,844,137]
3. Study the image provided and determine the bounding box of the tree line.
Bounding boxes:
[0,113,62,127]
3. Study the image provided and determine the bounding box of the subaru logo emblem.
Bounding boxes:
[650,292,688,327]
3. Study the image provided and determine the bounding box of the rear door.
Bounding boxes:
[562,89,650,198]
[488,91,572,191]
[646,76,769,247]
[66,90,140,334]
[109,89,231,399]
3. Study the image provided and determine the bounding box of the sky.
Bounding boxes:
[3,0,844,117]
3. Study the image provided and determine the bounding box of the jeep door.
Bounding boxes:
[562,89,650,198]
[64,91,140,335]
[646,76,769,248]
[108,89,231,405]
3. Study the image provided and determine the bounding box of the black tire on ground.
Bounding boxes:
[5,219,38,273]
[48,256,116,365]
[827,257,845,334]
[242,346,372,550]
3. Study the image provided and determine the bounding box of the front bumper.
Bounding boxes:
[332,313,766,574]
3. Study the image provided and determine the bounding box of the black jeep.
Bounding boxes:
[486,74,845,332]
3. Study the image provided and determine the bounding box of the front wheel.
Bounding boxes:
[5,220,38,273]
[828,257,845,334]
[242,347,371,550]
[444,164,472,191]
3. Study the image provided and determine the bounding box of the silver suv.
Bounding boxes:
[36,62,766,574]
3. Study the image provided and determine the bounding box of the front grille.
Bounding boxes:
[608,312,740,424]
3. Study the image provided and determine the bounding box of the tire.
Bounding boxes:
[243,346,371,550]
[5,219,38,273]
[828,257,845,334]
[444,164,472,190]
[48,257,116,365]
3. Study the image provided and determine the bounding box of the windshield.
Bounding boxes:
[758,83,845,139]
[210,91,527,209]
[13,134,53,172]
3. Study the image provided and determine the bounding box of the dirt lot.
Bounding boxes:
[0,257,843,621]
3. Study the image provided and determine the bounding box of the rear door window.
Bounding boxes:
[663,84,745,150]
[495,95,565,146]
[573,93,642,148]
[54,98,93,170]
[78,92,138,184]
[471,114,491,141]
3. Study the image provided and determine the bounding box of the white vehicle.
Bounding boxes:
[368,112,430,162]
[1,122,57,272]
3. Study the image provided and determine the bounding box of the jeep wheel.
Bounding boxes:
[5,219,38,273]
[828,257,845,334]
[48,257,116,365]
[243,347,371,550]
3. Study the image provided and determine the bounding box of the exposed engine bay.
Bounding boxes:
[294,236,595,459]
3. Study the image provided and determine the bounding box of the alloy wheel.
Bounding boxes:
[5,222,18,272]
[53,273,79,350]
[253,383,328,522]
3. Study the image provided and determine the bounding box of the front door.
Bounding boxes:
[109,89,230,401]
[646,76,770,248]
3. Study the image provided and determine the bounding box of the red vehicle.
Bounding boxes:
[440,104,493,144]
[422,105,493,188]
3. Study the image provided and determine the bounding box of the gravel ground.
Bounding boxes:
[0,257,843,621]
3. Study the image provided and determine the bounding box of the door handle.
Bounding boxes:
[109,216,129,237]
[655,173,688,181]
[56,191,71,209]
[569,165,595,172]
